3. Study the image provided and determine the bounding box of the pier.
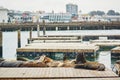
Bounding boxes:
[0,21,120,31]
[17,43,99,59]
[0,68,119,80]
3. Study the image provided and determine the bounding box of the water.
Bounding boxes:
[2,30,120,68]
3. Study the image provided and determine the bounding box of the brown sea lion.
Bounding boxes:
[17,57,30,61]
[116,60,120,64]
[38,55,75,67]
[75,53,105,71]
[20,61,48,67]
[59,59,76,67]
[74,61,105,71]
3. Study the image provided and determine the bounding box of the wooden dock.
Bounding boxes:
[111,46,120,58]
[90,40,120,46]
[17,43,99,53]
[0,68,119,80]
[111,47,120,53]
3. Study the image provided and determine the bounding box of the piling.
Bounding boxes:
[37,24,40,37]
[67,26,69,30]
[43,20,46,36]
[80,26,81,30]
[81,35,83,42]
[29,27,33,43]
[17,29,21,48]
[56,27,58,31]
[103,26,106,30]
[0,29,2,58]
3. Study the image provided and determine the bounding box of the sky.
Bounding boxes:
[0,0,120,13]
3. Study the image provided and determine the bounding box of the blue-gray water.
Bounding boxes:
[3,30,120,69]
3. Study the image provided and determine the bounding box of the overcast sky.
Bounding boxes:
[0,0,119,13]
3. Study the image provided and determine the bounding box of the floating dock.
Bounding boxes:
[17,43,99,59]
[90,40,120,46]
[111,46,120,58]
[0,68,119,80]
[17,43,99,53]
[111,46,120,53]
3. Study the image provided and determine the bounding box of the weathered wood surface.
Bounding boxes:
[0,78,120,80]
[0,68,119,80]
[17,43,99,53]
[90,40,120,46]
[32,40,81,43]
[111,47,120,53]
[28,37,79,40]
[0,22,120,29]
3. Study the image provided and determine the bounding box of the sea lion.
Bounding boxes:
[0,58,5,62]
[75,53,105,71]
[74,61,105,71]
[17,57,30,61]
[116,60,120,64]
[0,60,24,67]
[20,61,48,67]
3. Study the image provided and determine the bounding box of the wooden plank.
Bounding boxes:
[111,47,120,53]
[17,43,99,53]
[0,68,118,79]
[28,37,78,40]
[1,78,120,80]
[32,40,81,43]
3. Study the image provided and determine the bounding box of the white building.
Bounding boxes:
[40,13,72,22]
[0,7,8,23]
[102,15,120,22]
[77,14,109,22]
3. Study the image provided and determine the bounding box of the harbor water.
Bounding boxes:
[3,30,120,69]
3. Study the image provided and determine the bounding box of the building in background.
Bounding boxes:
[102,15,120,22]
[66,3,78,17]
[0,6,120,23]
[0,7,8,23]
[40,13,72,22]
[8,10,33,23]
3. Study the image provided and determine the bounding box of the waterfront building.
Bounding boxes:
[22,11,33,23]
[40,13,72,22]
[66,3,78,17]
[8,10,33,23]
[0,7,8,23]
[102,15,120,22]
[77,14,109,22]
[8,10,23,23]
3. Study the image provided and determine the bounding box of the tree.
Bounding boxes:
[89,10,105,16]
[107,10,116,15]
[89,11,97,16]
[96,11,105,16]
[115,12,120,15]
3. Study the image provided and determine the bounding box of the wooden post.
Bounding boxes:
[29,27,33,43]
[56,27,58,31]
[94,51,97,61]
[80,26,81,30]
[103,26,105,30]
[0,29,2,58]
[37,24,40,37]
[67,26,69,30]
[81,35,83,42]
[43,20,46,36]
[17,29,21,48]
